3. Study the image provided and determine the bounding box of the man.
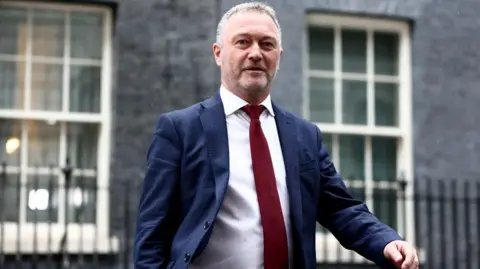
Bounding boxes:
[134,2,419,269]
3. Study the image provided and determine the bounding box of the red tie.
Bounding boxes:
[242,105,289,269]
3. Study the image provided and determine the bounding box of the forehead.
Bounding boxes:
[224,11,279,40]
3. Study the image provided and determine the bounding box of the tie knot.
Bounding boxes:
[242,105,265,120]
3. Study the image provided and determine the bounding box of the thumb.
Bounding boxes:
[385,245,403,264]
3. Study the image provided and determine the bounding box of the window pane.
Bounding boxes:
[26,174,59,223]
[339,135,364,179]
[342,29,366,73]
[32,9,65,57]
[374,32,398,75]
[375,83,398,126]
[0,61,25,109]
[372,137,397,181]
[309,77,334,123]
[70,65,101,113]
[0,173,21,222]
[373,188,397,230]
[309,27,334,71]
[68,177,96,223]
[67,123,98,169]
[342,80,366,124]
[0,8,27,55]
[0,119,21,166]
[31,63,62,111]
[70,11,103,59]
[27,121,60,167]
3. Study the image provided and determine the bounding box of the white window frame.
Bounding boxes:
[0,1,117,254]
[303,14,416,264]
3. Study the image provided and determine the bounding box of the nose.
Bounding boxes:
[248,43,262,62]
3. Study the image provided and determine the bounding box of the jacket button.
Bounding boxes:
[204,221,210,229]
[184,253,191,262]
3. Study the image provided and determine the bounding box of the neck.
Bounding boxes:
[221,84,270,105]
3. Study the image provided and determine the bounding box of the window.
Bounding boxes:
[305,14,413,262]
[0,2,115,253]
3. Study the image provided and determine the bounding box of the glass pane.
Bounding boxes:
[342,80,366,124]
[372,137,397,181]
[27,121,60,167]
[0,8,27,55]
[31,63,62,111]
[67,123,98,169]
[0,173,21,222]
[0,61,25,109]
[26,174,59,223]
[0,119,21,166]
[32,9,65,57]
[342,29,366,73]
[67,177,96,223]
[309,77,334,123]
[70,66,101,113]
[373,188,397,230]
[375,83,398,126]
[374,32,398,75]
[339,135,364,179]
[70,11,103,59]
[309,27,334,71]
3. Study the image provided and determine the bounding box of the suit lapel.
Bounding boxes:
[199,92,230,203]
[273,104,303,240]
[199,94,303,239]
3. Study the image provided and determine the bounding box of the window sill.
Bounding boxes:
[0,223,119,254]
[315,233,425,264]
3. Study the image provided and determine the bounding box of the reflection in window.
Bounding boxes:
[26,175,58,223]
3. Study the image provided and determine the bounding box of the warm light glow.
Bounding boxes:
[5,137,20,155]
[27,188,87,211]
[72,188,85,207]
[28,189,49,210]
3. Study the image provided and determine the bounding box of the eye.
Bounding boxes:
[263,41,275,48]
[237,39,248,45]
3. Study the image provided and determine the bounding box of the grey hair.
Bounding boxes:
[215,2,282,47]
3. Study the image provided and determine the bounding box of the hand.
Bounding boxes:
[383,240,419,269]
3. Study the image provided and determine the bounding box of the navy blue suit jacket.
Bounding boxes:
[133,92,402,269]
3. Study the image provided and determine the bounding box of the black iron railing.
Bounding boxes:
[0,161,479,269]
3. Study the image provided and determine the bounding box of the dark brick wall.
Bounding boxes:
[108,0,220,233]
[107,0,221,266]
[107,0,480,268]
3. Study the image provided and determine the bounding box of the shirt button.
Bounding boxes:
[184,253,191,262]
[204,221,210,229]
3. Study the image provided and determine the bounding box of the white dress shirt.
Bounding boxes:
[188,86,292,269]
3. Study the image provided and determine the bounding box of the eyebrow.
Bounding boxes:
[232,33,277,41]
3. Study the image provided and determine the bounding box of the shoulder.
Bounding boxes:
[160,102,202,124]
[153,94,218,132]
[274,104,321,136]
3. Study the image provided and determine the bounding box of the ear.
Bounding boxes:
[212,43,222,66]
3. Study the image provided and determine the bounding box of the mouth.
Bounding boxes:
[244,68,265,72]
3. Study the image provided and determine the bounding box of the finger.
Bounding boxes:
[414,250,420,268]
[385,246,403,264]
[400,247,416,269]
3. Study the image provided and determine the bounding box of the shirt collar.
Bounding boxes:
[219,85,275,117]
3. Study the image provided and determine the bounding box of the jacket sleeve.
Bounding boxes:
[314,126,401,268]
[134,114,182,269]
